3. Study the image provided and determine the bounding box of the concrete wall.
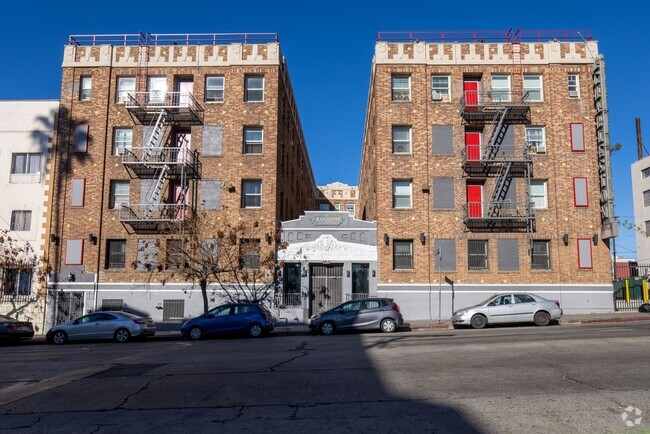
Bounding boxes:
[632,156,650,262]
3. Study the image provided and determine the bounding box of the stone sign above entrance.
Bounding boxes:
[310,215,344,226]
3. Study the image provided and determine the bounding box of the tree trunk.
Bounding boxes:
[200,279,209,313]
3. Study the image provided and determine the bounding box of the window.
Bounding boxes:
[65,239,84,265]
[523,75,543,101]
[392,126,411,154]
[106,240,126,269]
[166,239,184,269]
[319,203,331,211]
[10,211,31,231]
[577,239,593,269]
[205,76,224,102]
[116,77,135,103]
[109,181,129,209]
[530,180,547,209]
[431,75,450,101]
[491,75,510,102]
[642,168,650,179]
[392,180,412,208]
[391,74,410,101]
[11,153,41,174]
[240,239,260,269]
[71,178,86,207]
[1,269,32,298]
[570,123,585,152]
[526,127,546,154]
[531,240,551,270]
[113,128,133,155]
[244,75,264,102]
[74,124,89,153]
[468,240,488,270]
[568,73,579,97]
[515,294,536,304]
[645,221,650,235]
[242,180,262,208]
[393,240,413,270]
[80,76,92,101]
[147,76,167,103]
[243,127,263,154]
[345,203,355,214]
[573,177,588,207]
[644,190,650,207]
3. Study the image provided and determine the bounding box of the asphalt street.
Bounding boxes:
[1,322,649,433]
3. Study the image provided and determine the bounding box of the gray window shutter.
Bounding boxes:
[500,126,515,155]
[497,239,519,271]
[433,178,454,209]
[503,178,517,210]
[140,180,160,209]
[137,239,160,271]
[434,239,456,272]
[71,178,85,206]
[201,179,222,210]
[432,125,453,155]
[143,126,164,148]
[74,124,89,152]
[202,125,223,156]
[571,123,584,151]
[577,239,592,268]
[65,239,84,265]
[574,178,588,206]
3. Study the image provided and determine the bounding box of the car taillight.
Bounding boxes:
[260,310,270,320]
[555,301,561,308]
[5,324,16,330]
[133,319,145,324]
[392,301,401,313]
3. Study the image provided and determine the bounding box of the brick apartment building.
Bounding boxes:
[358,30,616,319]
[317,182,358,214]
[47,32,317,324]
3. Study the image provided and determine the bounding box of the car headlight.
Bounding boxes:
[454,310,468,316]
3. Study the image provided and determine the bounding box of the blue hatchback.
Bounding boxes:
[181,303,274,340]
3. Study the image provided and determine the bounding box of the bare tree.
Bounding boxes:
[146,212,280,313]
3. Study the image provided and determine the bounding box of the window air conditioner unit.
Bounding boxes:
[432,91,443,101]
[569,90,579,97]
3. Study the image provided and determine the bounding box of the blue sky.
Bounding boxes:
[2,0,648,258]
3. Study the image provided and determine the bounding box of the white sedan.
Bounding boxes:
[452,293,563,329]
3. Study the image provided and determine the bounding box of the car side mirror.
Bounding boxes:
[487,302,495,307]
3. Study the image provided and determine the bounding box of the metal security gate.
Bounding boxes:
[310,264,343,316]
[55,292,84,325]
[163,299,185,321]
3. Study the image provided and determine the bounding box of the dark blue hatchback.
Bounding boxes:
[181,303,274,340]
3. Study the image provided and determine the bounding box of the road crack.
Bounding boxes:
[269,341,312,372]
[114,374,172,410]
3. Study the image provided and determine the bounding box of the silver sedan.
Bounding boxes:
[452,293,562,329]
[46,311,156,344]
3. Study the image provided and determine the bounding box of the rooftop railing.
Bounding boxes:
[69,32,279,46]
[377,30,592,43]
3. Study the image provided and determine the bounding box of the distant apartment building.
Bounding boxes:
[632,156,650,263]
[318,182,358,215]
[47,33,317,323]
[358,30,616,318]
[0,100,58,331]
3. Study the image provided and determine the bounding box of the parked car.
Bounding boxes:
[452,293,562,329]
[0,314,34,342]
[46,311,156,344]
[639,303,650,313]
[308,298,404,335]
[181,303,274,340]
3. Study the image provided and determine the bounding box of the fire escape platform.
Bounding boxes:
[125,92,204,125]
[460,91,531,124]
[463,203,535,232]
[119,205,189,234]
[122,148,202,179]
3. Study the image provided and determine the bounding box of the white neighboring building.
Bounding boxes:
[632,156,650,263]
[0,100,58,332]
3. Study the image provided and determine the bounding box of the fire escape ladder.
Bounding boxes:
[484,108,510,160]
[488,162,513,217]
[143,110,167,162]
[136,32,151,94]
[510,29,523,99]
[144,165,169,218]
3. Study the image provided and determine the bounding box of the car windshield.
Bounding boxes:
[478,295,499,306]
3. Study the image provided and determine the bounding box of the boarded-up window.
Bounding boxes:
[71,178,85,207]
[74,124,89,152]
[202,125,223,156]
[573,177,588,207]
[577,239,592,269]
[434,239,456,272]
[136,239,160,271]
[201,180,222,210]
[433,178,454,209]
[497,239,519,271]
[432,125,453,155]
[65,239,84,265]
[503,179,517,210]
[570,123,584,151]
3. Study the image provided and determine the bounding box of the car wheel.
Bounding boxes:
[189,326,203,340]
[51,331,67,345]
[248,323,263,338]
[320,321,335,336]
[534,311,551,327]
[114,328,131,343]
[380,318,397,333]
[470,314,487,329]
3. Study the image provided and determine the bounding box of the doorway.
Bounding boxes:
[309,264,343,316]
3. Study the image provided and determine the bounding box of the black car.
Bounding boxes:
[0,314,35,342]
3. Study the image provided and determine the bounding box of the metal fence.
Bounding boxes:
[274,292,302,308]
[612,262,650,311]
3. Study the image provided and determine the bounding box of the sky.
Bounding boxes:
[2,0,648,259]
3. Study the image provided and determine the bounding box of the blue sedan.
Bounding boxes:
[181,303,274,340]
